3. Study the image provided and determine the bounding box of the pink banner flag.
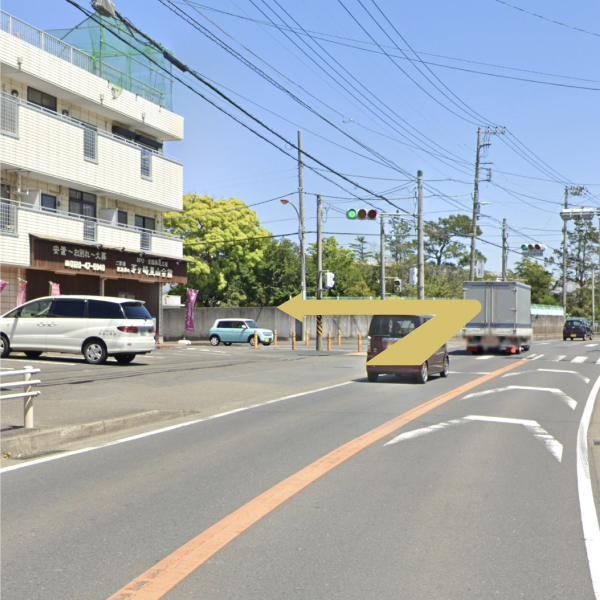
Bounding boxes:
[51,282,60,297]
[0,281,6,294]
[184,289,198,332]
[17,280,27,306]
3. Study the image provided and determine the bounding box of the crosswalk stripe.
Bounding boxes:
[551,355,566,362]
[571,356,587,363]
[531,354,544,360]
[596,358,600,365]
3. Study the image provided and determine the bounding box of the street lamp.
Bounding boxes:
[280,197,306,301]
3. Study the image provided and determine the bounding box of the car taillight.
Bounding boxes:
[367,336,371,352]
[117,326,139,334]
[149,327,155,334]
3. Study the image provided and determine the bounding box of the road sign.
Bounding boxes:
[476,259,484,278]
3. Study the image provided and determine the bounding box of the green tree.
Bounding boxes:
[164,194,271,306]
[349,236,374,263]
[386,219,415,264]
[547,220,599,317]
[424,214,485,267]
[513,258,560,305]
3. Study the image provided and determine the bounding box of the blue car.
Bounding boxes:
[209,319,274,347]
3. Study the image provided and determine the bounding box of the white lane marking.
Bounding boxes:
[449,371,492,375]
[475,355,494,360]
[502,369,590,384]
[577,374,600,599]
[572,356,587,363]
[2,359,80,366]
[551,355,566,362]
[385,415,562,461]
[536,342,550,345]
[531,354,544,361]
[0,381,354,473]
[596,358,600,365]
[462,385,577,410]
[585,344,598,348]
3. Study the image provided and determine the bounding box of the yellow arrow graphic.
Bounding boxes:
[278,294,480,366]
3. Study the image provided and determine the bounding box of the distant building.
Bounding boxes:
[0,11,186,339]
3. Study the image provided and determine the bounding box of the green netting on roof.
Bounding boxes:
[47,15,173,110]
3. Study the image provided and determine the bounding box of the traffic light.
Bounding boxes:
[346,208,378,220]
[521,244,543,251]
[408,267,417,286]
[325,271,336,289]
[393,278,401,293]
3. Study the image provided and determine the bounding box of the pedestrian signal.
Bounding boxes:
[393,278,401,293]
[325,271,336,289]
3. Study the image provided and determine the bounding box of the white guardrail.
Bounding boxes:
[0,366,41,428]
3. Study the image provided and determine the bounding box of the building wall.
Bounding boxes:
[1,30,183,140]
[1,102,183,211]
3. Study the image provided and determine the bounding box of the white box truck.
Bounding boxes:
[462,281,532,354]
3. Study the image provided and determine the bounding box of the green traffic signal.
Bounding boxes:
[346,209,357,219]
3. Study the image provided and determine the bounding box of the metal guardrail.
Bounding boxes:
[0,366,41,428]
[0,201,17,234]
[1,11,168,108]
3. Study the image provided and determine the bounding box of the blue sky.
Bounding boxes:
[6,0,600,275]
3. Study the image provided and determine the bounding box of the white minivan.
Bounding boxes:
[0,296,156,364]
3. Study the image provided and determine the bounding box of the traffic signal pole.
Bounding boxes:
[417,170,424,300]
[298,131,306,339]
[502,218,508,281]
[469,127,481,281]
[316,194,323,351]
[380,216,386,300]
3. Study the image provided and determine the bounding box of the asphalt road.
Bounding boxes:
[2,339,599,599]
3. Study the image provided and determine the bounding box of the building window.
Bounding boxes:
[69,189,96,219]
[41,194,57,212]
[82,124,98,162]
[27,87,57,112]
[117,210,128,227]
[135,215,155,231]
[141,148,152,179]
[1,95,18,136]
[1,184,10,200]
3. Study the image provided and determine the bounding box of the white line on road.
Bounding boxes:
[571,356,587,363]
[536,342,550,345]
[502,369,590,384]
[585,344,598,348]
[596,358,600,365]
[531,354,544,360]
[2,359,80,366]
[449,371,492,375]
[551,355,566,362]
[475,355,494,360]
[462,385,577,410]
[385,415,563,461]
[0,381,354,473]
[577,374,600,599]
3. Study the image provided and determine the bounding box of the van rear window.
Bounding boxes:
[567,320,581,327]
[88,300,124,319]
[122,302,152,320]
[369,316,421,337]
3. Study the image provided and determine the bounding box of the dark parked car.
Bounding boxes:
[563,318,593,341]
[366,314,449,384]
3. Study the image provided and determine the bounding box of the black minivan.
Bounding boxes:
[563,318,593,341]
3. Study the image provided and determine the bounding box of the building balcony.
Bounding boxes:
[0,93,183,212]
[0,198,183,267]
[0,11,183,141]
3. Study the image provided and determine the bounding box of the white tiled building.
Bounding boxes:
[0,11,186,338]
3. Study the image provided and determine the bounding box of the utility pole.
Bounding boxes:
[380,215,386,300]
[417,170,424,300]
[562,187,569,313]
[502,218,508,281]
[297,131,306,340]
[469,127,482,281]
[316,194,323,351]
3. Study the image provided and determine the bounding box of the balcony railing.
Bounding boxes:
[1,92,182,167]
[1,11,169,109]
[0,199,179,254]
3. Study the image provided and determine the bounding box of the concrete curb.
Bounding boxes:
[1,409,197,458]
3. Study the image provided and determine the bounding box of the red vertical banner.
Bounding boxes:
[50,282,61,296]
[0,281,6,294]
[17,280,27,306]
[184,289,198,332]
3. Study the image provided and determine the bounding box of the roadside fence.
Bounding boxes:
[0,366,41,428]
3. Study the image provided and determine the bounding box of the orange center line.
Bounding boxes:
[108,359,528,600]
